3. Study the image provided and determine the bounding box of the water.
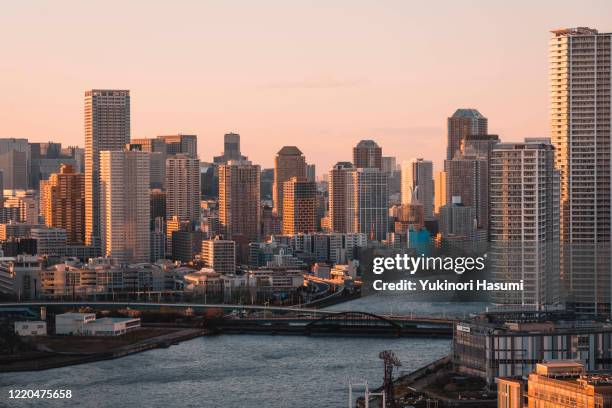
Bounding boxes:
[0,296,486,408]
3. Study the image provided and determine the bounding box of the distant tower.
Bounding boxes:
[282,177,317,235]
[447,109,487,160]
[218,160,261,242]
[157,134,197,158]
[353,140,382,170]
[99,150,150,263]
[346,168,389,241]
[84,89,131,246]
[401,158,434,221]
[165,154,201,223]
[328,161,354,233]
[40,164,85,245]
[273,146,307,219]
[214,133,248,164]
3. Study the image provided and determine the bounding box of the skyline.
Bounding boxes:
[2,1,612,174]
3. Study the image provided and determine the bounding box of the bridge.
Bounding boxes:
[0,301,454,338]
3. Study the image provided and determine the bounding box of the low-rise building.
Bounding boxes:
[454,311,612,384]
[55,312,140,336]
[14,321,47,336]
[497,361,612,408]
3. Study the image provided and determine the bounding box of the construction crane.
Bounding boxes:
[379,350,401,408]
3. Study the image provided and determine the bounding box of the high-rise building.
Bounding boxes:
[214,133,247,164]
[29,142,81,190]
[84,89,131,246]
[201,237,236,274]
[129,138,167,189]
[353,140,382,170]
[282,177,317,235]
[40,164,85,245]
[401,158,434,221]
[445,155,488,233]
[551,27,612,315]
[489,139,560,307]
[165,154,200,223]
[447,109,487,160]
[306,164,316,182]
[434,170,446,216]
[273,146,306,219]
[4,192,38,224]
[0,150,28,191]
[156,134,197,158]
[346,168,388,241]
[99,150,150,263]
[328,162,353,233]
[381,157,397,173]
[219,160,261,242]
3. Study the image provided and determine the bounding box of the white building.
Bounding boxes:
[100,150,151,263]
[55,312,140,336]
[55,312,96,335]
[14,321,47,336]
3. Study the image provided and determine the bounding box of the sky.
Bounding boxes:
[1,1,611,176]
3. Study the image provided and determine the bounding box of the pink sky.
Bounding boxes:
[1,1,611,176]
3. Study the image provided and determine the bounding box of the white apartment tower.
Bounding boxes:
[84,90,131,246]
[346,168,389,241]
[99,150,150,263]
[489,139,560,308]
[165,154,201,224]
[550,27,612,314]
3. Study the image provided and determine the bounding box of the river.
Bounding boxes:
[0,294,487,408]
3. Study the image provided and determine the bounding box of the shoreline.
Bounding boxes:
[0,327,207,373]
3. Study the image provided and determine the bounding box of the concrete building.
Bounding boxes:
[328,161,353,233]
[353,139,382,170]
[445,154,488,232]
[489,139,560,308]
[100,150,150,263]
[526,362,612,408]
[201,238,236,274]
[165,154,200,224]
[453,310,612,385]
[31,227,67,257]
[0,255,42,299]
[346,167,388,241]
[4,192,38,225]
[55,312,140,336]
[128,139,167,189]
[550,27,612,316]
[14,321,47,336]
[433,170,446,216]
[214,133,248,164]
[282,177,317,235]
[218,160,261,242]
[84,89,131,246]
[447,108,487,161]
[0,138,30,190]
[29,141,80,190]
[273,146,306,219]
[401,158,434,220]
[40,164,85,245]
[156,134,197,158]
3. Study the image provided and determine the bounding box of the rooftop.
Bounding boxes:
[451,109,485,119]
[277,146,303,156]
